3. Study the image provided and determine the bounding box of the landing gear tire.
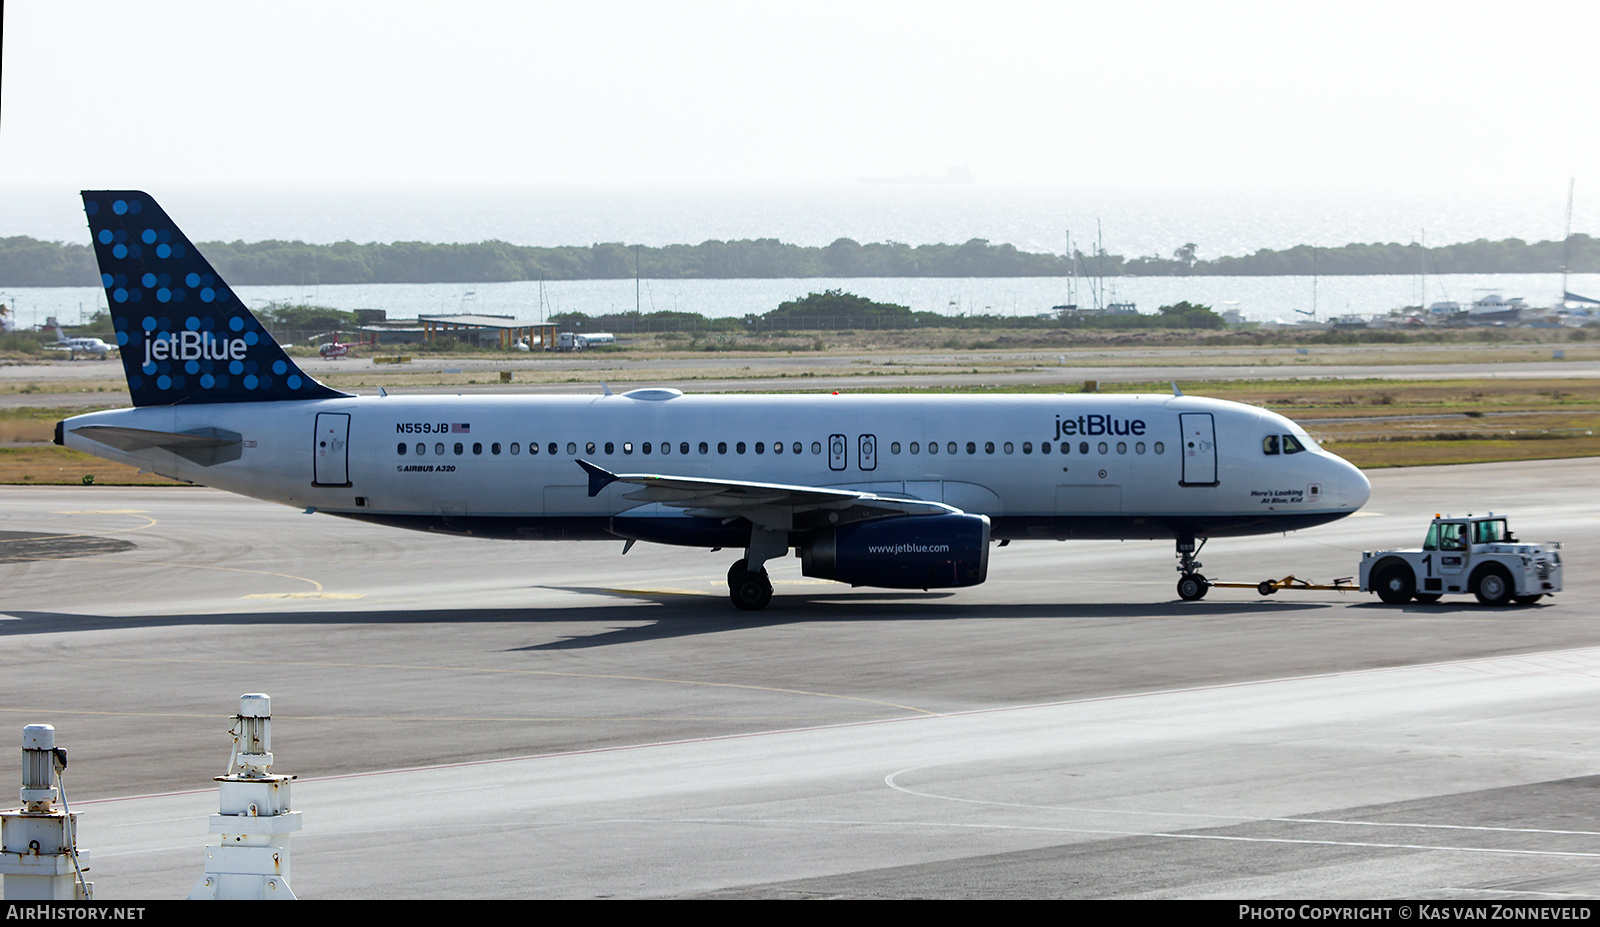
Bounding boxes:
[1512,594,1543,606]
[1374,563,1416,605]
[727,559,748,587]
[1177,573,1210,601]
[729,565,773,611]
[1472,565,1513,607]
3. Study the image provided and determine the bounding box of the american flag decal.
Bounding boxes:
[451,423,471,433]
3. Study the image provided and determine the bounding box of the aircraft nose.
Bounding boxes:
[1340,457,1370,510]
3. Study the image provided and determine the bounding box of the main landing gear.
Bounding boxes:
[728,559,773,611]
[1175,535,1210,601]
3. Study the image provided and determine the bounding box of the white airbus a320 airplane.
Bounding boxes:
[59,191,1369,610]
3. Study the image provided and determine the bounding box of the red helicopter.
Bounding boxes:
[316,333,377,359]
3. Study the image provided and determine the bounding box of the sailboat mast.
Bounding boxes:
[1418,228,1425,311]
[1096,220,1105,312]
[1563,178,1575,306]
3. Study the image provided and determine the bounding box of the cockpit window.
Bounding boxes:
[1262,434,1280,455]
[1282,434,1306,455]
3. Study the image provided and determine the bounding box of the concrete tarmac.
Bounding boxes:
[1,458,1598,898]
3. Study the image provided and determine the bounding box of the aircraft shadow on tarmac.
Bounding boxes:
[0,593,1413,652]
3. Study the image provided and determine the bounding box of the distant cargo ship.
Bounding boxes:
[857,164,976,185]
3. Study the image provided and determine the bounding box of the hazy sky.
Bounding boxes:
[3,0,1596,192]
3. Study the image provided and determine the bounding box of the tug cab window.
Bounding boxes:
[1474,519,1510,544]
[1424,522,1468,551]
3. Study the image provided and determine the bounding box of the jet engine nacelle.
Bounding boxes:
[801,513,990,589]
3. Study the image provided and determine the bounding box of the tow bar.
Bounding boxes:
[1208,575,1356,597]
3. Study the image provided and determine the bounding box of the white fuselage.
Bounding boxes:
[63,391,1368,542]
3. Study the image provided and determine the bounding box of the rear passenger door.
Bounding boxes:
[1178,413,1217,487]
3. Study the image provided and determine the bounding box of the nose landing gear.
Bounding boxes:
[1176,535,1210,601]
[728,559,774,611]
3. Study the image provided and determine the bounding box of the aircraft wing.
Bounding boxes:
[576,459,959,532]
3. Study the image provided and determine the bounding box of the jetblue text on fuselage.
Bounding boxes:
[1053,414,1147,440]
[142,330,248,366]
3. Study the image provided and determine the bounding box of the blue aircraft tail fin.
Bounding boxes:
[81,191,350,406]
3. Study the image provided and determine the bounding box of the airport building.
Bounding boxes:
[359,313,558,349]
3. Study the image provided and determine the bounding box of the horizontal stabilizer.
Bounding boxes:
[72,424,243,467]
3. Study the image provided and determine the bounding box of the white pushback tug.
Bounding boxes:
[1359,513,1563,606]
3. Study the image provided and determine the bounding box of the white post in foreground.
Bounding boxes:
[188,694,302,900]
[0,725,92,900]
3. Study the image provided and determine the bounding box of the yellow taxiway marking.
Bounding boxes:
[75,557,328,592]
[598,578,839,597]
[50,510,158,531]
[242,592,366,600]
